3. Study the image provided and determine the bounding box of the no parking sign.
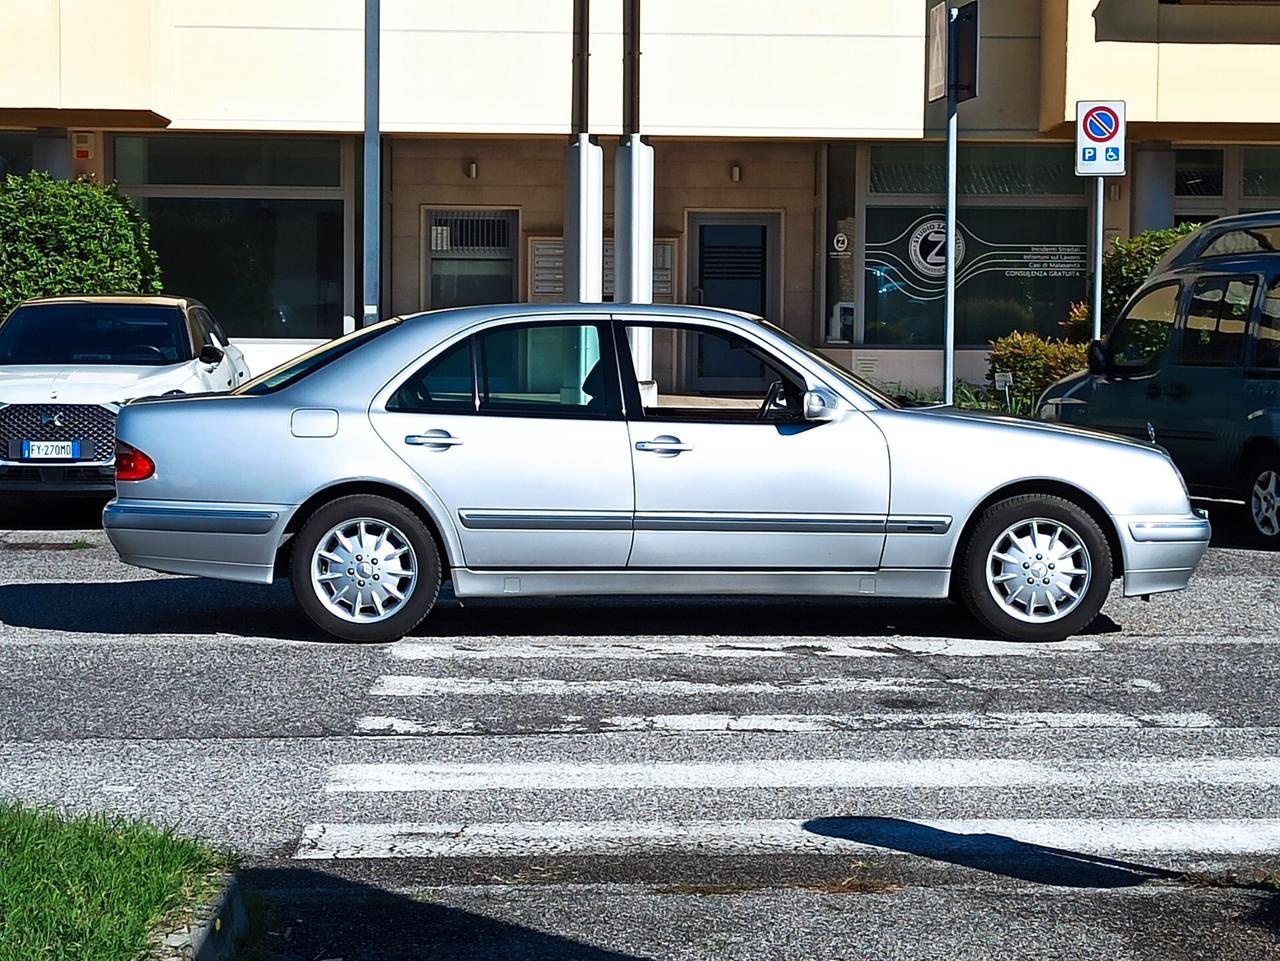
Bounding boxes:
[1076,101,1126,176]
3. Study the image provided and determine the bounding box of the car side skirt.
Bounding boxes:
[450,568,951,599]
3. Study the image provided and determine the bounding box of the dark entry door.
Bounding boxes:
[687,213,781,390]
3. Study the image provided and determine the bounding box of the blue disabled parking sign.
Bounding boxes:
[1075,100,1126,176]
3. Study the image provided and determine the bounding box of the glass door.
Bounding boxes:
[686,213,781,390]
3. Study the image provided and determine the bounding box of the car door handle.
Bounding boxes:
[405,431,463,448]
[635,437,692,454]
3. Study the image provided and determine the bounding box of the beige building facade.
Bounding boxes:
[3,0,1280,388]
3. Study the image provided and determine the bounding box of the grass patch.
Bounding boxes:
[0,801,229,961]
[1255,873,1280,892]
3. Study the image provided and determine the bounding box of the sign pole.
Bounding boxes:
[943,6,958,407]
[1092,175,1104,341]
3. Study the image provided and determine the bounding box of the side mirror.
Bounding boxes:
[803,389,840,422]
[1087,339,1107,375]
[199,344,225,367]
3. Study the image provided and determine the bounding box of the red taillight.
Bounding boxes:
[115,440,155,482]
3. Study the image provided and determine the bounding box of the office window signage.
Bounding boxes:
[824,143,1089,347]
[863,207,1087,347]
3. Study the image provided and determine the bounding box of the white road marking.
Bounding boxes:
[354,711,1221,736]
[325,757,1280,793]
[391,638,1102,661]
[294,817,1280,860]
[368,675,1167,698]
[369,676,938,697]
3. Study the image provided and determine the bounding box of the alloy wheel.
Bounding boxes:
[1252,469,1280,538]
[310,517,418,623]
[985,517,1092,624]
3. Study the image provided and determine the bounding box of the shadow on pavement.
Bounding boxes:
[0,495,110,531]
[0,577,1121,642]
[240,867,652,961]
[802,817,1182,889]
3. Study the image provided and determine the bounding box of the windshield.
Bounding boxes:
[0,303,191,366]
[236,318,401,395]
[752,315,899,408]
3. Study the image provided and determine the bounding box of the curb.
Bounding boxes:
[156,874,247,961]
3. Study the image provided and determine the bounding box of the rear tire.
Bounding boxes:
[957,494,1113,642]
[290,494,441,643]
[1244,456,1280,549]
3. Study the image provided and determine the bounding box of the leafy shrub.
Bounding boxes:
[987,331,1089,412]
[0,171,162,316]
[1068,223,1199,337]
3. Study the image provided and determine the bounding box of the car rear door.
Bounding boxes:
[616,318,889,571]
[369,316,635,569]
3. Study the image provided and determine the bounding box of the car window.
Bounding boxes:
[388,339,475,413]
[1200,226,1280,259]
[1175,276,1256,367]
[1105,282,1180,372]
[236,319,399,395]
[476,323,615,417]
[619,323,805,423]
[191,307,222,347]
[1256,277,1280,370]
[0,303,191,366]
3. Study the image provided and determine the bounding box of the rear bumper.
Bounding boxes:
[103,499,292,584]
[1118,511,1212,597]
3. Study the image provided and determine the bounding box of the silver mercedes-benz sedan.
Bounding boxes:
[102,304,1210,644]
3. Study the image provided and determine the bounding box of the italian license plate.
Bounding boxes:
[21,440,81,460]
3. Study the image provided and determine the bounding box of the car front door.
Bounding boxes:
[616,319,889,570]
[370,317,635,569]
[189,307,240,391]
[1083,280,1183,445]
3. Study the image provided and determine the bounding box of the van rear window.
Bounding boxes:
[236,319,400,395]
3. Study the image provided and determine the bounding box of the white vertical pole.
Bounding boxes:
[1093,175,1105,341]
[361,0,380,326]
[942,7,959,406]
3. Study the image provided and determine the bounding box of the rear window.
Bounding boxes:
[235,319,400,395]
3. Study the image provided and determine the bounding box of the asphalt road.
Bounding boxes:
[0,497,1277,961]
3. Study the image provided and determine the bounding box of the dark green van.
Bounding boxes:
[1037,211,1280,546]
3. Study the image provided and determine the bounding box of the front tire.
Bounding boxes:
[957,494,1113,642]
[290,494,441,643]
[1245,457,1280,548]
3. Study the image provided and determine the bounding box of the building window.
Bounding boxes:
[1174,149,1224,198]
[424,209,518,309]
[113,135,349,340]
[0,132,34,177]
[1174,145,1280,222]
[826,143,1089,348]
[114,136,340,187]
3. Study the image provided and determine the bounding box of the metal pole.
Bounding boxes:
[943,7,958,406]
[361,0,380,326]
[565,0,603,302]
[1092,175,1105,341]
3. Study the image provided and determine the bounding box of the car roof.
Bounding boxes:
[17,294,200,309]
[392,302,767,340]
[1154,210,1280,275]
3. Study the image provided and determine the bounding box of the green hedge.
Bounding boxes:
[1066,222,1200,339]
[0,172,162,317]
[987,331,1089,413]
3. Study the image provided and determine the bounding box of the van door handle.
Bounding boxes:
[406,431,463,448]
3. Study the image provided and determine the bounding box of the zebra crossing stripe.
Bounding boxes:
[324,757,1280,793]
[294,817,1280,860]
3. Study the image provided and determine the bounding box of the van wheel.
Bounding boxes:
[957,494,1113,642]
[290,494,441,642]
[1245,457,1280,548]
